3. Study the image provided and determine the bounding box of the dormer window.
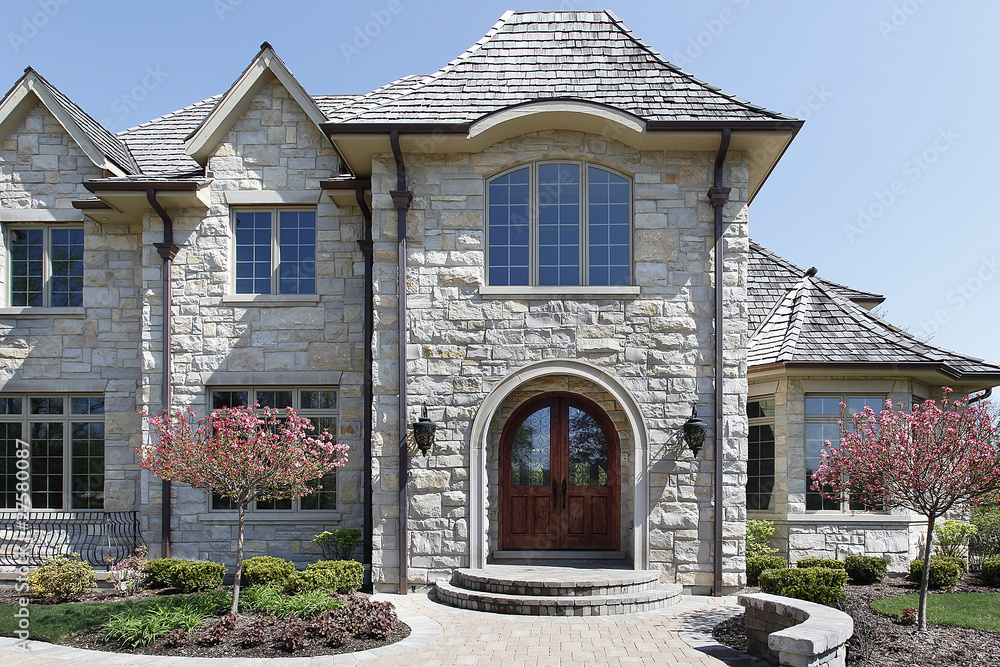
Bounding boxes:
[487,162,631,287]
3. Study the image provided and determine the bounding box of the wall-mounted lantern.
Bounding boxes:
[412,404,437,457]
[683,406,707,457]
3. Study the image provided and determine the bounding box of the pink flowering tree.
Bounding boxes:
[139,404,349,613]
[812,389,1000,631]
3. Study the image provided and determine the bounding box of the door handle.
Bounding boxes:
[552,479,558,508]
[562,479,567,509]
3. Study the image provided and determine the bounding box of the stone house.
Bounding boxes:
[0,10,996,595]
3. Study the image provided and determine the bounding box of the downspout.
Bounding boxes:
[389,131,413,595]
[707,129,732,597]
[969,388,992,404]
[355,185,375,591]
[147,189,179,558]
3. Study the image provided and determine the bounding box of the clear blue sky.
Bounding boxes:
[2,0,998,367]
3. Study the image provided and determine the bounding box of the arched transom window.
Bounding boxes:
[487,162,631,287]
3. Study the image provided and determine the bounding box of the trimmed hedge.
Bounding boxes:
[169,560,226,593]
[144,558,186,589]
[796,558,845,570]
[27,553,96,600]
[982,556,1000,587]
[908,557,966,590]
[284,560,364,594]
[759,566,847,606]
[844,555,887,584]
[241,556,294,588]
[747,555,787,586]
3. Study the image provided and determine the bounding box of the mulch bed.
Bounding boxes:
[713,574,1000,666]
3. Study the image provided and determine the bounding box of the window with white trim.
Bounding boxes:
[208,387,337,512]
[6,226,84,307]
[805,394,884,511]
[232,208,315,294]
[747,397,775,511]
[0,394,104,510]
[487,162,631,286]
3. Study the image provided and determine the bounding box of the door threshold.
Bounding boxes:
[492,550,628,561]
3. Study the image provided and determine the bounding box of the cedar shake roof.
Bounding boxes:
[330,10,795,126]
[748,273,1000,379]
[748,240,884,332]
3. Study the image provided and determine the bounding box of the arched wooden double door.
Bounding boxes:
[499,393,620,550]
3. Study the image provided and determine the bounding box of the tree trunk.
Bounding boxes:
[230,504,246,615]
[918,515,936,632]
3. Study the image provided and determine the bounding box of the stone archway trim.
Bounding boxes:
[468,359,649,569]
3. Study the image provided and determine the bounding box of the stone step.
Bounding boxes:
[434,579,682,616]
[492,550,628,561]
[454,565,661,597]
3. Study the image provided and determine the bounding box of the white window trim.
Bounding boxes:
[484,161,633,289]
[747,396,776,512]
[230,207,316,296]
[5,224,84,309]
[206,386,339,514]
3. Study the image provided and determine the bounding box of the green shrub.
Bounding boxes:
[796,558,844,570]
[241,556,294,588]
[747,555,786,586]
[746,519,777,558]
[909,557,965,590]
[169,560,225,593]
[102,602,206,648]
[970,508,1000,571]
[843,555,887,584]
[143,558,186,589]
[313,529,363,561]
[27,553,96,600]
[241,583,341,618]
[289,560,364,593]
[982,556,1000,587]
[759,566,847,606]
[934,520,977,559]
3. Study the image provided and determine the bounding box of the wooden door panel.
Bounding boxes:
[510,496,528,535]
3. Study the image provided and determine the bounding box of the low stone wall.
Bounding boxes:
[739,593,853,667]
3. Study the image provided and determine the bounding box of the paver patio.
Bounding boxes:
[0,593,761,667]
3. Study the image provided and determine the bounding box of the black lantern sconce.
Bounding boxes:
[412,404,437,457]
[683,406,707,457]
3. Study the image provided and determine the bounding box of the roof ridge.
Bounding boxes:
[776,275,812,361]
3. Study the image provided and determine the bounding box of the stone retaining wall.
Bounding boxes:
[739,593,853,667]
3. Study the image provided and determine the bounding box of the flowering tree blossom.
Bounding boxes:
[812,389,1000,631]
[139,404,349,613]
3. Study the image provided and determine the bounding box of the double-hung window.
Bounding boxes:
[7,226,84,307]
[747,397,775,511]
[0,394,104,510]
[208,387,338,512]
[805,394,883,511]
[233,208,315,294]
[487,162,631,287]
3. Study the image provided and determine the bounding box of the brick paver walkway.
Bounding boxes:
[0,594,760,667]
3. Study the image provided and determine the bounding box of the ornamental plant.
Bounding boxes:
[812,389,1000,630]
[934,519,977,558]
[139,404,349,614]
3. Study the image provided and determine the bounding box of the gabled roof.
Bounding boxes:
[748,241,884,332]
[184,42,332,165]
[332,10,795,125]
[0,68,139,176]
[748,273,1000,381]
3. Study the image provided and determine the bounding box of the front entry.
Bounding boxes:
[499,393,620,550]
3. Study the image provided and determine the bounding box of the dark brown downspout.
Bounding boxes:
[355,185,375,591]
[147,188,179,559]
[389,131,413,595]
[707,129,731,597]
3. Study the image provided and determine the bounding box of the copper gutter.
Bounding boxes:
[389,131,413,595]
[708,129,731,596]
[147,189,179,558]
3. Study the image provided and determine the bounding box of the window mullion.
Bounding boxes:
[531,163,538,286]
[43,228,52,308]
[271,209,279,295]
[580,161,588,287]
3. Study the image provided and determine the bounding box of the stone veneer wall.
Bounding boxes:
[0,103,143,517]
[132,80,366,566]
[369,130,751,593]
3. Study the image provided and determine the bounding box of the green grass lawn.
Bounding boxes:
[0,594,194,643]
[871,593,1000,632]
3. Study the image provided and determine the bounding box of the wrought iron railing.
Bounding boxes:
[0,511,143,569]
